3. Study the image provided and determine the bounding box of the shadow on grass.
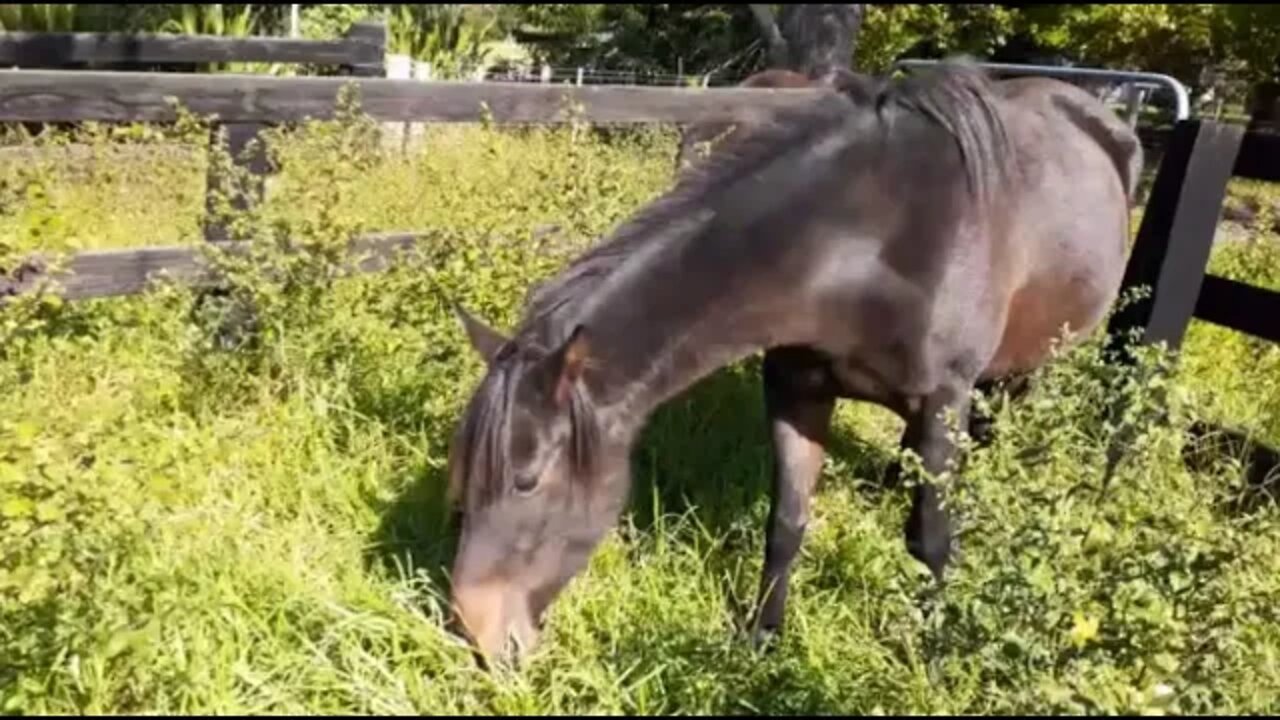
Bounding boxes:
[1182,419,1280,516]
[626,358,899,537]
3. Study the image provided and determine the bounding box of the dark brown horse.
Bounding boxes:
[447,59,1143,664]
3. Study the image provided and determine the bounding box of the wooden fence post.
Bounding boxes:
[343,20,387,78]
[1106,119,1244,358]
[201,20,387,243]
[202,122,270,243]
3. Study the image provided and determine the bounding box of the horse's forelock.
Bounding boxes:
[454,348,607,511]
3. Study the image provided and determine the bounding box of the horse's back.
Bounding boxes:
[981,76,1140,378]
[996,76,1144,204]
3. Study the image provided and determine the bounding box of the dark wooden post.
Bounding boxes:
[202,122,270,243]
[201,20,387,243]
[1106,119,1244,357]
[343,20,387,78]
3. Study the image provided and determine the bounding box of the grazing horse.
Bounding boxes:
[447,59,1143,664]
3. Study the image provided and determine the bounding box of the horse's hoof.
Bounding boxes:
[905,526,952,583]
[751,626,781,652]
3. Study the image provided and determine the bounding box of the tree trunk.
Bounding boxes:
[749,4,865,75]
[749,5,790,69]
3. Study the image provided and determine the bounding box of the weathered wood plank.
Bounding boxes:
[1,232,426,302]
[342,21,386,78]
[1108,119,1245,353]
[0,28,372,68]
[1194,274,1280,343]
[1140,125,1280,183]
[1233,129,1280,183]
[0,71,828,125]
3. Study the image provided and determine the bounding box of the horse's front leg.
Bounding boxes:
[969,372,1034,448]
[903,381,974,583]
[750,347,836,647]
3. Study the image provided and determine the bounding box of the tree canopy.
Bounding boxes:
[2,3,1277,104]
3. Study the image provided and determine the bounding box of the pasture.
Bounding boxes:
[2,99,1279,715]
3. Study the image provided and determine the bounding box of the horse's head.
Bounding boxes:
[445,304,629,665]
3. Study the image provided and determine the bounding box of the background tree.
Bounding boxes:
[748,4,866,74]
[854,4,1015,73]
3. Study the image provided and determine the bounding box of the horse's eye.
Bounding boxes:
[513,473,539,495]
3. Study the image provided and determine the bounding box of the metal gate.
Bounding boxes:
[892,58,1191,125]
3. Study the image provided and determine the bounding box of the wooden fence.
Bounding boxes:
[0,23,823,304]
[0,22,385,72]
[1,25,1277,493]
[1,25,1278,354]
[1108,121,1280,350]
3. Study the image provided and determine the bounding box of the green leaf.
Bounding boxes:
[2,497,35,519]
[1069,610,1100,649]
[12,421,39,447]
[0,462,24,485]
[34,501,63,523]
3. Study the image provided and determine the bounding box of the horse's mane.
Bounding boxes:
[514,88,862,345]
[878,58,1014,203]
[514,59,1013,350]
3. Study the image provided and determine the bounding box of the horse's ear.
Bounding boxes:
[454,303,509,364]
[542,324,592,408]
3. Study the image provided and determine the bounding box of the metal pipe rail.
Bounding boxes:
[893,59,1191,121]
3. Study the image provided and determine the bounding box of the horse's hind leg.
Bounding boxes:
[750,346,836,647]
[970,372,1033,448]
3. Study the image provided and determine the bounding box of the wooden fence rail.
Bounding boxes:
[0,70,825,125]
[0,22,386,74]
[1,233,426,303]
[1109,119,1280,349]
[0,24,827,309]
[1107,119,1280,502]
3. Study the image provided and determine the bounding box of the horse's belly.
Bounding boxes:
[985,270,1113,378]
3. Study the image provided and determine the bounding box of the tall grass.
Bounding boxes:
[1,95,1278,714]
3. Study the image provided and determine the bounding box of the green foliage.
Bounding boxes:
[856,4,1016,74]
[596,4,762,76]
[512,3,762,77]
[299,3,381,41]
[2,94,1279,715]
[158,4,273,74]
[0,3,80,32]
[1217,5,1280,84]
[159,3,258,37]
[386,4,501,80]
[1015,5,1222,86]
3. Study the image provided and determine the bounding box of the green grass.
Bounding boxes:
[2,103,1280,715]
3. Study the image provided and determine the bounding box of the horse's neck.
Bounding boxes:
[573,225,811,441]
